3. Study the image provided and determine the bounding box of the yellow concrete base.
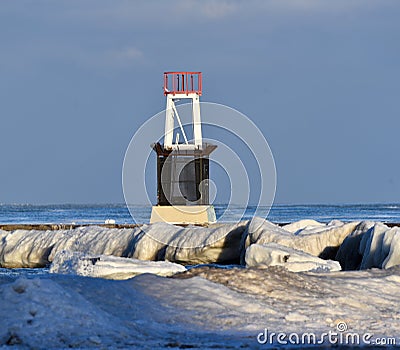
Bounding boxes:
[150,205,216,225]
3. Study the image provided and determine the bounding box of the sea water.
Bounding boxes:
[1,203,400,224]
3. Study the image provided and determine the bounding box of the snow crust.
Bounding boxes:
[1,266,399,348]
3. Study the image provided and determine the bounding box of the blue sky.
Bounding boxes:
[1,0,400,204]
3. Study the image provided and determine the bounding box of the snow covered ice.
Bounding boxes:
[1,217,400,348]
[245,243,341,272]
[50,250,186,280]
[0,221,247,268]
[3,216,399,271]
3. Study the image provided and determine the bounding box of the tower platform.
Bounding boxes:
[150,205,216,225]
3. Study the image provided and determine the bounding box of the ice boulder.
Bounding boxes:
[243,217,359,259]
[0,226,143,268]
[336,222,400,270]
[50,250,186,279]
[334,221,375,270]
[130,221,248,265]
[383,232,400,269]
[245,243,341,272]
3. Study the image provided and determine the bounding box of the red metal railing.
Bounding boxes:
[164,72,202,96]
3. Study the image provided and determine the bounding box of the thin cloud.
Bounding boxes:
[27,0,385,31]
[253,0,392,13]
[177,0,238,19]
[72,46,145,71]
[202,1,237,19]
[106,47,144,67]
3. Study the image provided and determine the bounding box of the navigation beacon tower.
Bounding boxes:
[150,72,217,224]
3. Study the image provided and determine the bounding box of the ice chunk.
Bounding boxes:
[334,221,375,270]
[359,223,398,269]
[0,226,143,268]
[244,217,359,258]
[245,243,341,272]
[383,232,400,268]
[336,222,400,270]
[49,250,186,279]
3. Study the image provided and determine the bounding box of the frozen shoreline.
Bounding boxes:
[1,217,400,348]
[1,217,400,270]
